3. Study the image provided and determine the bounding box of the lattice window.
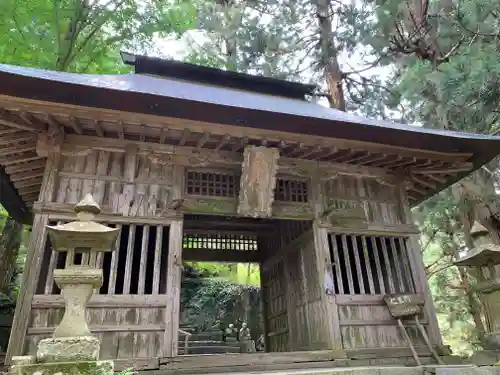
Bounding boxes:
[183,233,258,251]
[38,222,170,296]
[185,170,239,197]
[328,234,415,295]
[275,178,308,202]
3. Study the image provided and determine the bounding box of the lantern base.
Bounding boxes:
[36,336,100,363]
[9,359,113,375]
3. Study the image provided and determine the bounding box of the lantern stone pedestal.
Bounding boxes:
[454,222,500,366]
[9,194,119,375]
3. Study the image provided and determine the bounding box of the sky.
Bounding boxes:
[151,29,393,111]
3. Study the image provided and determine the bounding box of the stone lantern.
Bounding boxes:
[10,194,119,375]
[454,221,500,364]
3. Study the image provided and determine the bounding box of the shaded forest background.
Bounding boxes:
[2,0,500,355]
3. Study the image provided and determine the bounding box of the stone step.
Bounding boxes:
[182,332,224,341]
[181,340,238,347]
[178,345,241,355]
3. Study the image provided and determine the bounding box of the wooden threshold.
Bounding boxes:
[112,347,456,373]
[160,351,347,371]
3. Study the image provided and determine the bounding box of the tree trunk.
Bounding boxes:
[0,218,23,295]
[315,0,346,110]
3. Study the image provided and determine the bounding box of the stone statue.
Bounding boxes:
[239,322,255,353]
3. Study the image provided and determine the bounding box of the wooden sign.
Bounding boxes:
[383,293,425,318]
[326,198,365,218]
[238,146,279,218]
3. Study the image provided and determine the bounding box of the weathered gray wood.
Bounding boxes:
[238,146,279,218]
[5,214,49,364]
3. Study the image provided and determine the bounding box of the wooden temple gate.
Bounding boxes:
[18,145,436,363]
[2,54,495,370]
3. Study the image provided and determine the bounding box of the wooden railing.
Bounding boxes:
[178,328,192,354]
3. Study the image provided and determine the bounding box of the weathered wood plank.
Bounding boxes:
[32,294,168,308]
[5,214,49,364]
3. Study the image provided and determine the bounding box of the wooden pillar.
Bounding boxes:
[310,171,342,351]
[163,164,184,357]
[6,146,60,364]
[399,185,443,346]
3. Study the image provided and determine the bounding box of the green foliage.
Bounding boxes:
[0,0,196,72]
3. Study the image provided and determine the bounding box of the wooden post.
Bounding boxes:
[5,214,49,363]
[310,170,342,350]
[398,185,443,347]
[163,165,184,357]
[6,145,61,364]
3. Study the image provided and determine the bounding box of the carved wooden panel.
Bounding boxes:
[238,146,280,218]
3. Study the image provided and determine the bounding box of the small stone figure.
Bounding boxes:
[256,333,265,352]
[239,322,255,353]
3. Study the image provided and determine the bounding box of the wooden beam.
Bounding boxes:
[411,175,436,190]
[413,164,473,174]
[0,144,36,157]
[117,120,125,140]
[0,128,24,137]
[0,131,37,146]
[18,112,46,132]
[231,136,248,152]
[0,98,475,163]
[139,124,146,142]
[196,132,210,150]
[15,179,43,189]
[159,127,168,144]
[6,159,47,174]
[183,248,261,263]
[18,186,41,196]
[0,110,44,132]
[68,117,83,134]
[426,174,446,184]
[45,134,399,179]
[297,145,323,159]
[94,120,104,137]
[179,128,190,146]
[0,154,43,167]
[214,134,230,151]
[10,169,45,182]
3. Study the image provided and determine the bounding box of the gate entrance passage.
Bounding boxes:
[180,214,321,355]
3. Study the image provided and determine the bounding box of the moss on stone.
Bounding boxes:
[10,360,113,375]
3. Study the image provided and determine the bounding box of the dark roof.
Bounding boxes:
[0,62,497,154]
[120,51,318,100]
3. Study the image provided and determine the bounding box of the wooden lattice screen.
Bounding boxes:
[328,234,415,295]
[275,178,309,202]
[185,170,240,197]
[185,170,309,202]
[183,233,258,251]
[38,222,170,296]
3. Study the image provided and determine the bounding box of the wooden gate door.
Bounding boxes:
[283,229,333,351]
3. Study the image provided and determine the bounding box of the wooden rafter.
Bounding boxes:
[0,109,44,133]
[10,169,44,182]
[94,120,104,137]
[0,154,44,167]
[68,117,83,134]
[214,134,230,151]
[179,129,190,146]
[0,131,37,146]
[196,132,210,150]
[6,159,47,174]
[117,121,125,140]
[0,144,37,158]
